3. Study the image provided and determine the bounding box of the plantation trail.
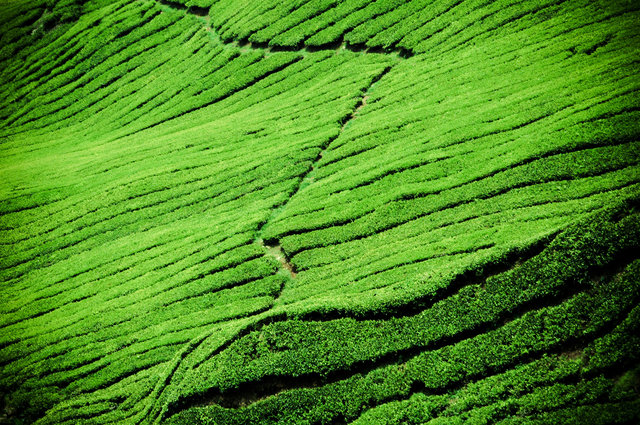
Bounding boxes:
[233,63,390,307]
[155,0,414,58]
[260,241,297,279]
[145,64,396,425]
[257,65,392,278]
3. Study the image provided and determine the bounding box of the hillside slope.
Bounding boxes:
[1,0,639,424]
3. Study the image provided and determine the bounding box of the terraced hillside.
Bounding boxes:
[1,0,639,424]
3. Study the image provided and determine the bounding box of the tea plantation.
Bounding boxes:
[0,0,639,424]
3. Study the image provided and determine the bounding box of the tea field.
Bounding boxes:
[0,0,639,424]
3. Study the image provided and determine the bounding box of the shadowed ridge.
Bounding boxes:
[154,0,414,58]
